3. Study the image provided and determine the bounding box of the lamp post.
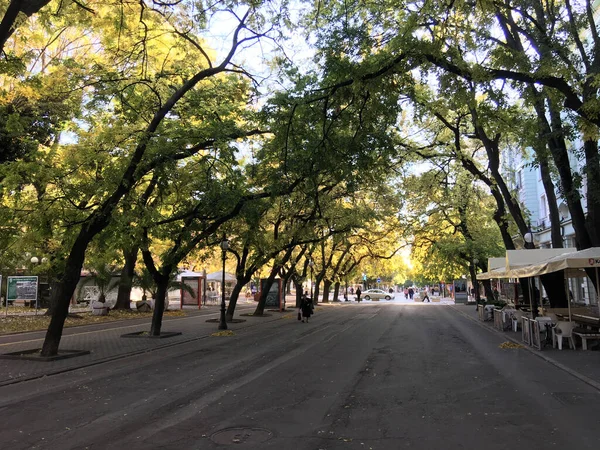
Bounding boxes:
[473,257,480,309]
[523,224,538,317]
[308,259,314,302]
[218,236,229,330]
[30,256,40,313]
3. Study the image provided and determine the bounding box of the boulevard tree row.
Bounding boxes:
[293,0,600,307]
[0,2,407,356]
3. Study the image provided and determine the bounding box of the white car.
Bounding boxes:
[361,289,394,301]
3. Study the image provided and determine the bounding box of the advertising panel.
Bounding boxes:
[261,279,283,310]
[7,276,38,303]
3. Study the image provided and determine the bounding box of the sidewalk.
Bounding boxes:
[451,304,600,391]
[0,303,281,387]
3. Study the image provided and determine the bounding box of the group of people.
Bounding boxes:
[297,285,441,323]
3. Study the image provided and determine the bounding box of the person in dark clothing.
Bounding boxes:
[356,287,362,303]
[301,292,313,323]
[408,287,414,300]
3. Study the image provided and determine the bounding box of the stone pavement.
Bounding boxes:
[452,304,600,391]
[2,301,600,394]
[0,303,283,387]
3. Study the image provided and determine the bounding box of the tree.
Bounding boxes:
[36,6,272,355]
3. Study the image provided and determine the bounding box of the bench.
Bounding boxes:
[572,332,600,350]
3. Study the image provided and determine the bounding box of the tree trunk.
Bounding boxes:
[538,153,563,248]
[114,247,137,310]
[293,278,303,308]
[455,145,514,250]
[546,95,591,249]
[468,263,480,303]
[253,266,279,316]
[0,0,52,56]
[482,279,494,303]
[40,238,88,356]
[322,279,332,303]
[528,86,570,248]
[540,273,567,308]
[43,279,60,316]
[226,277,249,322]
[583,139,600,247]
[282,271,294,306]
[313,274,324,305]
[150,280,168,336]
[333,281,340,301]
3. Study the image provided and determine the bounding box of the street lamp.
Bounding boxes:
[30,256,40,313]
[524,223,535,249]
[473,258,480,308]
[218,236,229,330]
[308,259,314,302]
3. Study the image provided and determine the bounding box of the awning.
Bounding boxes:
[509,247,600,278]
[476,249,577,280]
[505,248,577,272]
[476,267,510,280]
[206,271,237,282]
[177,270,205,280]
[487,257,505,272]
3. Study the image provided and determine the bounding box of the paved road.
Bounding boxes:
[1,303,599,449]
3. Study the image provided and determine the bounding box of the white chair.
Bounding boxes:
[552,321,576,350]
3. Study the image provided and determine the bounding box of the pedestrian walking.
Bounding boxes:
[423,287,430,302]
[408,287,414,300]
[356,287,362,303]
[301,292,314,323]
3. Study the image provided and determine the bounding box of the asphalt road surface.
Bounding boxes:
[1,303,599,449]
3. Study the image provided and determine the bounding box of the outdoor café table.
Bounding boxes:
[572,314,600,350]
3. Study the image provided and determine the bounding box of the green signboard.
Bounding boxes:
[7,276,38,302]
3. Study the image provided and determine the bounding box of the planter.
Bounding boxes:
[136,300,152,312]
[0,348,90,361]
[91,301,109,316]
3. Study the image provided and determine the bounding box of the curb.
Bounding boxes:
[450,305,600,393]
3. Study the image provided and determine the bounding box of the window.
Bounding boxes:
[540,194,547,219]
[516,170,523,190]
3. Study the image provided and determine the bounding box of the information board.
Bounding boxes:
[181,277,202,308]
[453,279,468,304]
[7,276,38,303]
[261,279,282,309]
